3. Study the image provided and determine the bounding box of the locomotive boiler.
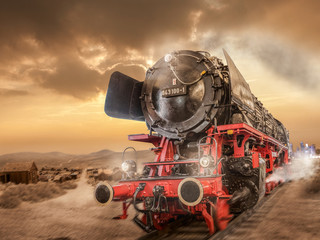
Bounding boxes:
[95,50,290,235]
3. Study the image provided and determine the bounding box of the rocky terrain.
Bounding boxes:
[0,149,155,170]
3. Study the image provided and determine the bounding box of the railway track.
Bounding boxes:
[137,182,289,240]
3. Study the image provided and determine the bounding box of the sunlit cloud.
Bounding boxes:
[0,0,319,154]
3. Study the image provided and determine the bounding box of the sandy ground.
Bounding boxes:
[0,175,319,240]
[0,173,144,240]
[232,181,320,240]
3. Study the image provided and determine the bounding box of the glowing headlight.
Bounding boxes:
[121,162,130,172]
[199,156,212,168]
[121,160,137,173]
[164,54,173,63]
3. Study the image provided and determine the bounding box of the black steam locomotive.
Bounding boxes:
[95,50,290,234]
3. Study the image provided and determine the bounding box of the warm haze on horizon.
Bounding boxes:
[1,0,320,155]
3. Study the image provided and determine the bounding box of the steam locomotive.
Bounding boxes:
[95,50,290,235]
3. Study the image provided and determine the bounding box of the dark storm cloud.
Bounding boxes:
[0,0,202,99]
[29,55,146,99]
[0,1,73,59]
[0,0,319,99]
[71,0,200,51]
[199,0,320,48]
[29,55,105,99]
[0,0,199,57]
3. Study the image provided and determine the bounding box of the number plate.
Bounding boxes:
[162,86,187,98]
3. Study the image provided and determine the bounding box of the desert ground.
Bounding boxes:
[0,173,145,240]
[0,174,319,240]
[223,179,320,240]
[0,152,319,240]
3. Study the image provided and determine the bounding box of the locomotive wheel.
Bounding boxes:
[228,179,259,213]
[227,157,254,177]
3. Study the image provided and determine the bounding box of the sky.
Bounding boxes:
[0,0,320,154]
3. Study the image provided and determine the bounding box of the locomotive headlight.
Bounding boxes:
[121,162,130,172]
[121,160,137,172]
[164,53,173,63]
[199,156,212,168]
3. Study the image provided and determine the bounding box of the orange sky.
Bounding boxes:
[0,0,320,154]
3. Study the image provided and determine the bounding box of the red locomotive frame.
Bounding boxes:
[106,123,289,234]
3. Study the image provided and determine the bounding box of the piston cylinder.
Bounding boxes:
[94,182,131,204]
